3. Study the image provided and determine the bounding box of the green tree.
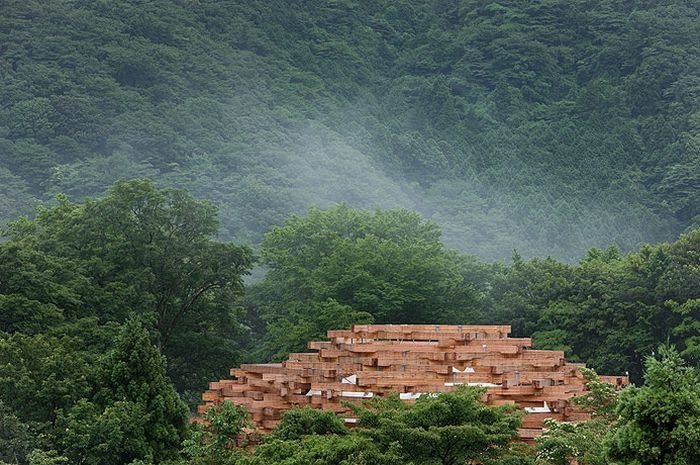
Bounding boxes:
[0,401,35,465]
[5,179,255,394]
[270,407,347,441]
[0,332,94,428]
[251,299,373,361]
[536,419,613,465]
[1,0,699,262]
[535,369,620,465]
[193,386,529,465]
[62,400,150,465]
[606,346,700,465]
[24,450,70,465]
[183,401,250,465]
[252,205,482,360]
[671,298,700,362]
[245,434,404,465]
[349,387,526,465]
[0,168,37,228]
[63,318,188,465]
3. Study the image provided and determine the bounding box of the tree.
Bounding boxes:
[245,434,404,465]
[349,387,526,465]
[0,332,94,428]
[270,407,347,441]
[536,419,613,465]
[192,387,529,465]
[63,318,188,465]
[5,179,255,393]
[184,402,401,465]
[0,401,35,465]
[0,167,37,228]
[62,400,151,465]
[251,299,373,361]
[24,450,70,465]
[252,205,482,360]
[671,298,700,363]
[605,346,700,465]
[535,368,620,465]
[183,402,250,465]
[21,179,253,345]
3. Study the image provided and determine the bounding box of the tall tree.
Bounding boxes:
[63,318,188,465]
[5,179,255,393]
[605,346,700,465]
[251,205,483,360]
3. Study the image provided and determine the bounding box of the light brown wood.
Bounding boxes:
[200,325,628,440]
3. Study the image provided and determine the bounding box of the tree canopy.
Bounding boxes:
[187,388,531,465]
[249,205,482,360]
[3,179,254,395]
[606,347,700,465]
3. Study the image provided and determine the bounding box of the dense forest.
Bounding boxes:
[2,0,700,463]
[1,181,699,464]
[2,0,700,260]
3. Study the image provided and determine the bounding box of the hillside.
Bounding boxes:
[2,0,699,260]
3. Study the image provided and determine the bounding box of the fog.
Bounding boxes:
[156,119,674,263]
[33,113,677,265]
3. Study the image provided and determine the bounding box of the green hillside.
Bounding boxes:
[2,0,699,260]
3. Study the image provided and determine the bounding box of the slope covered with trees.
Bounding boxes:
[2,0,700,461]
[2,0,699,260]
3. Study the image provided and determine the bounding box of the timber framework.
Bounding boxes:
[200,324,628,440]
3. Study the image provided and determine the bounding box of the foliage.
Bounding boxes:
[348,387,526,465]
[62,399,152,465]
[0,331,95,428]
[1,0,699,260]
[3,179,255,394]
[269,407,347,441]
[0,175,698,463]
[490,231,700,384]
[0,401,35,465]
[25,450,70,465]
[0,181,253,463]
[194,386,530,465]
[571,368,620,421]
[250,299,373,362]
[62,318,188,465]
[250,205,482,360]
[535,369,620,465]
[243,434,404,465]
[536,419,613,465]
[182,402,250,465]
[250,207,700,387]
[605,346,700,465]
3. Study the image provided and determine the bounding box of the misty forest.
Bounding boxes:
[1,1,700,464]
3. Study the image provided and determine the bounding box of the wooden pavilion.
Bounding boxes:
[200,324,628,440]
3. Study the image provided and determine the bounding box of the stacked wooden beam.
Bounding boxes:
[200,325,628,439]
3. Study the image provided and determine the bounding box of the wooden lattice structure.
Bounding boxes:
[200,325,628,440]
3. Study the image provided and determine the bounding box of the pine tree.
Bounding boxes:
[63,318,188,464]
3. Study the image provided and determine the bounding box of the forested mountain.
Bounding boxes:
[2,0,699,260]
[2,1,700,463]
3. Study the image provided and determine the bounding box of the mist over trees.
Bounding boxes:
[2,0,700,260]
